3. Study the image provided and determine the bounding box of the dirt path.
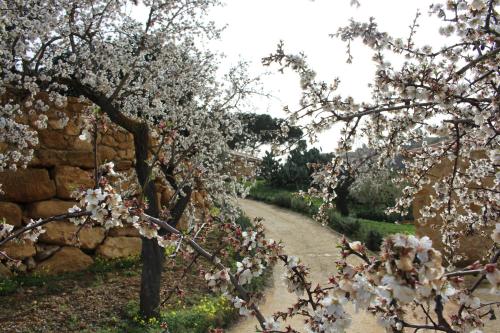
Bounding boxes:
[228,199,383,333]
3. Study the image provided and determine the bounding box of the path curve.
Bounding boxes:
[228,199,383,333]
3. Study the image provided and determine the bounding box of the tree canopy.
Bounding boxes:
[229,112,303,150]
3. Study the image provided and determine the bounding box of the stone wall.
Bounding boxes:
[0,96,202,276]
[413,151,495,265]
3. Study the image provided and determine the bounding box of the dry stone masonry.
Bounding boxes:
[0,96,206,276]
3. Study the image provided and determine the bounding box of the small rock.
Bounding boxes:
[38,130,68,149]
[53,165,94,199]
[39,221,105,250]
[27,200,76,219]
[98,146,117,162]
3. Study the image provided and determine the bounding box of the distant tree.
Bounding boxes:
[272,140,333,190]
[229,113,303,150]
[349,169,403,221]
[259,150,280,182]
[332,167,354,216]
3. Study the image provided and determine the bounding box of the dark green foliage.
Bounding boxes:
[259,151,280,182]
[248,180,291,203]
[348,169,407,222]
[89,256,139,274]
[248,181,415,250]
[327,211,360,237]
[350,206,408,223]
[272,193,292,208]
[161,296,237,333]
[267,140,333,191]
[290,195,311,215]
[0,278,17,296]
[334,169,354,216]
[235,213,252,230]
[229,113,303,150]
[365,230,384,251]
[308,203,319,216]
[121,297,237,333]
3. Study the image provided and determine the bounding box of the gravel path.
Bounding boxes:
[229,199,499,333]
[228,199,383,333]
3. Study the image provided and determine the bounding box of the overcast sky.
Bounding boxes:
[136,0,443,154]
[206,0,444,154]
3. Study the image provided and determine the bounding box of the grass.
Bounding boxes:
[0,256,140,296]
[356,217,414,235]
[98,296,238,333]
[249,182,293,201]
[248,180,414,250]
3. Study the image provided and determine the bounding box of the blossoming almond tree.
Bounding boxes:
[1,0,500,332]
[0,0,260,318]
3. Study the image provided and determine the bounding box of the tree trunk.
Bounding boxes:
[334,189,350,216]
[334,176,354,217]
[133,124,163,318]
[69,84,166,318]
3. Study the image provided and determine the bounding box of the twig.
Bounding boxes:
[458,248,500,316]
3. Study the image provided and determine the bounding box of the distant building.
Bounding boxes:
[229,150,262,179]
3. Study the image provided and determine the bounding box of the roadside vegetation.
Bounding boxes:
[248,180,414,251]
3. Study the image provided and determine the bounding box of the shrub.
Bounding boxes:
[308,203,319,216]
[365,230,384,251]
[126,296,236,333]
[290,196,310,215]
[272,193,292,208]
[162,296,236,333]
[327,210,360,237]
[0,278,17,296]
[235,213,252,230]
[339,218,361,237]
[351,205,407,223]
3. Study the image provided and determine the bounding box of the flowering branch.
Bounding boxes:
[0,211,91,249]
[143,214,269,329]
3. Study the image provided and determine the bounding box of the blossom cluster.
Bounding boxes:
[201,221,283,320]
[259,233,499,333]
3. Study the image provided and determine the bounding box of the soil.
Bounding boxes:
[0,251,212,332]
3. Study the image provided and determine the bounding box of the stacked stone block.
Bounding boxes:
[1,98,146,276]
